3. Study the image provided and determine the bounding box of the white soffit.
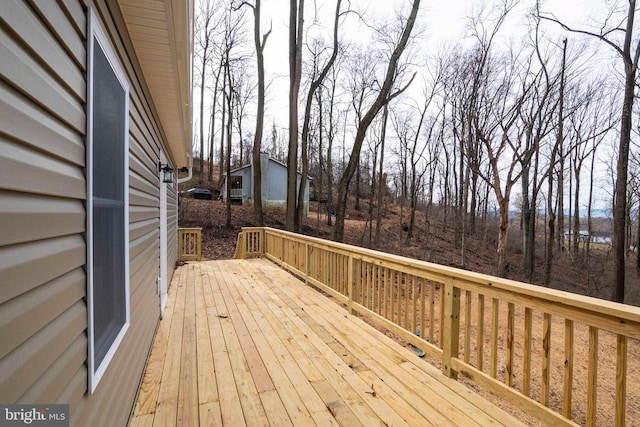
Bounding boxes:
[118,0,192,167]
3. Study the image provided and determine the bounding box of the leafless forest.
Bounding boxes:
[190,0,640,304]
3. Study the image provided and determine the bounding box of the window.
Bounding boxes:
[87,11,130,392]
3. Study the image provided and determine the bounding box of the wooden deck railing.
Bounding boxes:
[178,227,202,261]
[235,227,640,427]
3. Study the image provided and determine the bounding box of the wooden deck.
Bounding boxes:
[129,258,525,426]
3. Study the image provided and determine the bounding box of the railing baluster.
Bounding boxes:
[587,326,598,427]
[412,276,418,336]
[404,274,410,330]
[616,334,627,427]
[348,254,354,315]
[430,281,435,347]
[420,278,426,343]
[464,290,472,364]
[490,298,499,378]
[439,284,445,346]
[563,319,574,419]
[541,313,552,407]
[506,302,514,388]
[477,294,484,372]
[523,307,532,397]
[390,268,394,322]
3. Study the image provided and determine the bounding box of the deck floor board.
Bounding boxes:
[130,259,525,426]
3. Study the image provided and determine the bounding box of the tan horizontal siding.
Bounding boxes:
[130,231,157,262]
[2,1,86,101]
[131,253,159,305]
[73,0,173,424]
[76,283,159,427]
[0,236,85,304]
[129,104,163,161]
[58,0,87,39]
[17,334,86,405]
[0,137,85,199]
[28,0,86,69]
[130,234,159,290]
[130,187,160,208]
[1,0,184,425]
[130,206,158,223]
[129,142,158,184]
[0,30,85,132]
[167,185,177,274]
[57,364,88,415]
[0,299,86,402]
[130,218,157,242]
[0,268,84,360]
[0,1,88,423]
[0,84,84,166]
[130,166,159,198]
[0,191,84,246]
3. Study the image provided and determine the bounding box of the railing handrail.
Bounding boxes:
[236,226,639,427]
[254,227,640,334]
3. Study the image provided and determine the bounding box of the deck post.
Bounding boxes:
[442,277,460,379]
[234,232,244,259]
[260,228,266,256]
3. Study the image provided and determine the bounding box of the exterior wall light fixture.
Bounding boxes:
[158,161,174,183]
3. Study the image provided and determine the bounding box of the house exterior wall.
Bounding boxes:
[0,1,181,425]
[265,160,309,214]
[224,157,309,214]
[266,160,289,203]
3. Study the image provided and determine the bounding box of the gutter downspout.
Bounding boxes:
[177,155,193,184]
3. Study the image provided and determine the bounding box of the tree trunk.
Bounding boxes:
[297,0,342,230]
[334,0,421,242]
[612,5,637,302]
[225,60,233,229]
[251,0,270,227]
[497,196,510,276]
[374,105,389,247]
[218,80,226,187]
[546,39,566,286]
[286,0,304,232]
[572,162,582,255]
[522,165,532,270]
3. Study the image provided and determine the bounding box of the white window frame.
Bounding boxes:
[86,7,130,394]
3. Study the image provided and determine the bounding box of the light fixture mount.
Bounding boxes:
[157,161,174,183]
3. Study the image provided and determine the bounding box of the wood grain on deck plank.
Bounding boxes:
[130,259,527,427]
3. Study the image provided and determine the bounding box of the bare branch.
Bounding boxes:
[538,13,625,58]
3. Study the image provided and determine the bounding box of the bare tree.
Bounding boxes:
[374,104,390,248]
[541,0,640,303]
[218,3,248,228]
[239,0,271,226]
[334,0,421,242]
[296,0,343,231]
[544,38,567,286]
[286,0,305,231]
[194,0,220,183]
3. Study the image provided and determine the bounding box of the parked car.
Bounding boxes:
[185,188,212,200]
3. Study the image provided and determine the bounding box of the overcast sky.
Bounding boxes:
[256,0,618,127]
[196,0,630,211]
